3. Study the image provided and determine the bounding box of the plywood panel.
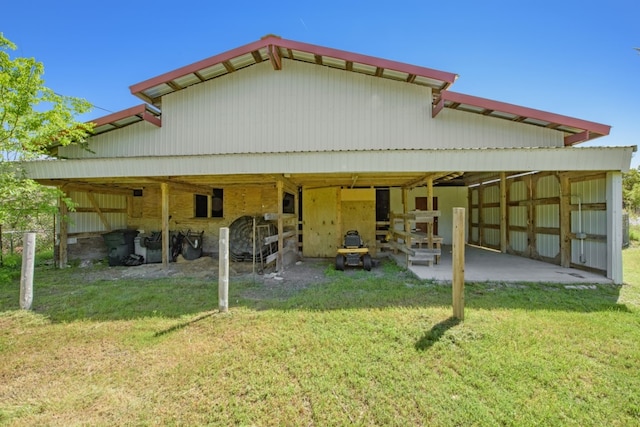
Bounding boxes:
[302,188,339,257]
[341,201,376,255]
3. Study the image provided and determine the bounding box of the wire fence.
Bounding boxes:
[0,228,55,264]
[623,212,630,248]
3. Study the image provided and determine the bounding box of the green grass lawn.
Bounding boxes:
[1,250,639,426]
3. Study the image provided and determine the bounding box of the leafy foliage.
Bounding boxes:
[623,167,640,213]
[0,33,91,237]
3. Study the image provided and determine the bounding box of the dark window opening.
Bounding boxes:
[195,194,208,218]
[212,188,224,218]
[283,192,295,214]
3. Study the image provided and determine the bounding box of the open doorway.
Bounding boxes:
[415,196,438,235]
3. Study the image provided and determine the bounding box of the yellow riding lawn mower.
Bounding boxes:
[336,230,372,271]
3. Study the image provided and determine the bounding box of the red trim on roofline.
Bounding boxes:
[91,104,159,128]
[129,35,458,99]
[273,37,458,86]
[432,91,611,146]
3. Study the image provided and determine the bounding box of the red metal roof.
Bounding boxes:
[432,91,611,145]
[90,104,161,136]
[129,35,459,106]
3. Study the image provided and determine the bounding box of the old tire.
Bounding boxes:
[336,255,345,271]
[363,254,372,271]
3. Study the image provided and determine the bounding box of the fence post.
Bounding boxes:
[219,227,229,313]
[20,232,36,310]
[452,208,465,320]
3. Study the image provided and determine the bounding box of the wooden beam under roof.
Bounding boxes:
[37,180,133,196]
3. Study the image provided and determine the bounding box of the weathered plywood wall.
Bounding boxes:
[128,183,279,253]
[302,187,340,257]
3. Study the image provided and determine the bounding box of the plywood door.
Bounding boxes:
[302,188,340,257]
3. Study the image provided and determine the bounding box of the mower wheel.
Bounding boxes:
[363,254,372,271]
[335,254,345,271]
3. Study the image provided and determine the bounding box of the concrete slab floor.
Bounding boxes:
[388,245,613,284]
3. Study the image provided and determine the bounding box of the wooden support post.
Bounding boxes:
[161,183,170,268]
[527,175,536,258]
[427,178,434,250]
[277,180,284,272]
[58,196,68,268]
[20,232,36,310]
[452,208,465,320]
[500,172,507,253]
[606,172,623,284]
[294,188,300,256]
[477,183,484,246]
[219,227,229,313]
[252,216,256,277]
[468,187,474,245]
[559,174,571,268]
[402,188,410,256]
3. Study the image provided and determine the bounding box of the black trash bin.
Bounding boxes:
[103,229,139,266]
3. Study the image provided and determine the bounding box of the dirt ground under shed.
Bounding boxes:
[74,254,392,287]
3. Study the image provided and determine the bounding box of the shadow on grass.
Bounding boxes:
[415,317,461,351]
[153,311,217,337]
[0,258,632,323]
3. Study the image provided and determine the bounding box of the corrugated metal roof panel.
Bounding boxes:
[198,63,228,79]
[229,52,256,69]
[173,73,202,87]
[382,68,409,81]
[145,83,173,99]
[322,56,346,68]
[289,49,315,62]
[351,62,377,75]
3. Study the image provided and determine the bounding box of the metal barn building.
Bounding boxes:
[24,35,635,283]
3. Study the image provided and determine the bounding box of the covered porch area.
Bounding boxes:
[399,244,613,284]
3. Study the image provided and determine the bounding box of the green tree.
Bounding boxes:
[0,33,93,252]
[623,167,640,214]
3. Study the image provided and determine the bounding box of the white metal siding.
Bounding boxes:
[484,229,500,246]
[510,231,528,252]
[536,202,559,259]
[509,180,528,202]
[59,121,163,159]
[61,59,562,160]
[536,175,560,198]
[537,234,559,258]
[42,148,635,179]
[537,204,559,228]
[483,183,500,246]
[570,178,607,270]
[67,192,128,233]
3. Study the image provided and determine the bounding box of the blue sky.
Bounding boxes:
[2,0,639,168]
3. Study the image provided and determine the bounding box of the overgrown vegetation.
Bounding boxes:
[0,33,90,265]
[630,221,640,244]
[1,253,639,425]
[623,167,640,214]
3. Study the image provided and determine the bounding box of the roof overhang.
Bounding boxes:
[432,91,611,146]
[129,35,459,106]
[24,147,635,189]
[89,104,161,136]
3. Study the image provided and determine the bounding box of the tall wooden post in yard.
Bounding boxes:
[219,227,229,313]
[20,233,36,310]
[161,183,170,268]
[452,208,465,320]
